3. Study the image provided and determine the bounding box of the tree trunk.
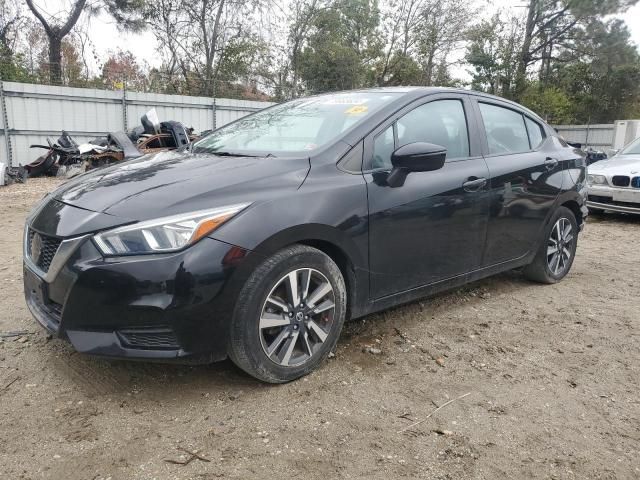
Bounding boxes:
[515,0,537,100]
[48,34,62,85]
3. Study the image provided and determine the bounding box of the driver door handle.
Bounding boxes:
[462,177,487,192]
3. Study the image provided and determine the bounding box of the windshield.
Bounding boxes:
[193,92,401,155]
[620,137,640,155]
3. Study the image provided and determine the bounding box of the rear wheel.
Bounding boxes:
[228,245,346,383]
[523,206,578,284]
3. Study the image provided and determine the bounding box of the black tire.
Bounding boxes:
[26,151,57,177]
[228,245,346,383]
[523,206,578,284]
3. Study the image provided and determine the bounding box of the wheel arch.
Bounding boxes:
[557,189,587,230]
[251,224,369,320]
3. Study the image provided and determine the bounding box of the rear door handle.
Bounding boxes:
[462,177,487,192]
[544,157,559,170]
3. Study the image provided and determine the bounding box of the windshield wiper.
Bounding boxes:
[193,146,275,158]
[197,149,259,157]
[212,151,250,157]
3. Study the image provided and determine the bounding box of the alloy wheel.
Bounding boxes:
[547,217,574,276]
[259,268,336,367]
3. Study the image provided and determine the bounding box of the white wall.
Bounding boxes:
[0,82,274,166]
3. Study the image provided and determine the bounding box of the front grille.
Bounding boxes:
[632,177,640,188]
[117,328,179,350]
[27,229,62,273]
[612,175,630,187]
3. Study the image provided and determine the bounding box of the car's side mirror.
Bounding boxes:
[387,142,447,188]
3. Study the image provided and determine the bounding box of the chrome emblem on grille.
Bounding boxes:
[30,232,43,264]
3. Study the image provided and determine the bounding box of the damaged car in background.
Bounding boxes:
[25,109,199,178]
[587,136,640,215]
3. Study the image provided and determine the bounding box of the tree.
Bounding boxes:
[375,0,473,87]
[24,0,145,85]
[143,0,271,97]
[376,0,428,85]
[551,19,640,123]
[102,50,148,90]
[294,0,381,93]
[0,0,29,80]
[514,0,639,99]
[24,0,86,85]
[520,84,572,123]
[466,13,522,98]
[414,0,472,86]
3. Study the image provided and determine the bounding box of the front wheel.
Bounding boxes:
[228,245,346,383]
[523,206,578,284]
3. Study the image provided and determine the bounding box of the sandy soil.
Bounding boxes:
[0,177,638,480]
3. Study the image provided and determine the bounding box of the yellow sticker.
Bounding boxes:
[344,105,368,115]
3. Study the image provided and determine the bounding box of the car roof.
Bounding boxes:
[309,87,546,124]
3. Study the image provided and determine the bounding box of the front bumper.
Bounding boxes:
[587,185,640,214]
[23,201,260,363]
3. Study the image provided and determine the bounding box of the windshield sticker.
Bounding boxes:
[344,105,368,115]
[304,143,318,150]
[322,97,370,105]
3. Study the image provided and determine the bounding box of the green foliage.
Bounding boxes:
[381,53,423,86]
[0,49,31,81]
[296,0,382,93]
[465,13,521,99]
[520,84,573,124]
[555,19,640,123]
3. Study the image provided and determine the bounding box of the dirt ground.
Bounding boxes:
[0,177,638,480]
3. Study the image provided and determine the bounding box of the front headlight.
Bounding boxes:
[587,174,607,185]
[93,203,250,256]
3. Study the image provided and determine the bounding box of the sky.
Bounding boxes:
[29,0,640,75]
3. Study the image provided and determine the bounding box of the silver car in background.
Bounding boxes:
[587,137,640,214]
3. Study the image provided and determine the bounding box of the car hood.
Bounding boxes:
[588,155,640,175]
[52,150,310,222]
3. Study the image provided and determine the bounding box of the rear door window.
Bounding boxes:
[479,103,530,155]
[525,117,545,149]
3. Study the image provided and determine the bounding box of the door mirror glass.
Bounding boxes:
[387,142,446,187]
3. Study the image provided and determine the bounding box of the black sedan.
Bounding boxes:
[23,87,587,383]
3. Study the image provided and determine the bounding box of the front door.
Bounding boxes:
[365,95,490,299]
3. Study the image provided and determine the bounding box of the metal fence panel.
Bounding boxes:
[0,81,274,166]
[553,124,614,149]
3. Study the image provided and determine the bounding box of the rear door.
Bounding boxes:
[365,94,490,299]
[472,98,563,265]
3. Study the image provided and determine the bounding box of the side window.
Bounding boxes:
[371,125,395,170]
[397,100,469,160]
[525,117,545,149]
[479,103,530,155]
